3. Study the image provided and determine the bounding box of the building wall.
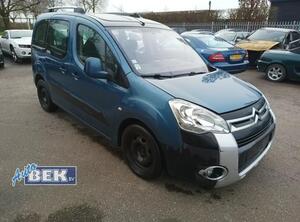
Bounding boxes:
[270,0,300,21]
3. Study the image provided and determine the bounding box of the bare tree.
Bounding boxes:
[0,0,40,29]
[79,0,106,13]
[229,0,270,22]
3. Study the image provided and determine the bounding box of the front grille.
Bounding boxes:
[19,45,31,48]
[221,97,275,172]
[222,98,273,147]
[236,116,273,147]
[238,131,273,172]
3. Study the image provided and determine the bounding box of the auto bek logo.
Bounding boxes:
[12,163,77,187]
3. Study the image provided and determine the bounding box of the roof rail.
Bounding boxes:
[46,6,85,14]
[105,12,142,18]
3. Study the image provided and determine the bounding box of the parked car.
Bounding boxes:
[0,45,4,68]
[32,8,276,188]
[181,32,249,73]
[257,39,300,82]
[215,30,250,45]
[237,27,300,65]
[0,29,32,63]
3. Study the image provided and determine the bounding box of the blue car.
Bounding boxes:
[181,33,249,73]
[32,7,276,188]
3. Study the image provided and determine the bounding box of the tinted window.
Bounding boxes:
[77,24,119,77]
[33,21,48,47]
[47,20,69,58]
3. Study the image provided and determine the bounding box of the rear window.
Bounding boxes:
[33,21,48,47]
[193,35,233,48]
[215,32,236,42]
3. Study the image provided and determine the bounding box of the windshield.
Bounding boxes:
[110,28,208,76]
[194,35,233,48]
[10,30,32,39]
[215,32,236,42]
[248,29,286,42]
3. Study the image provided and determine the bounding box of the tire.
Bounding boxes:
[266,64,287,82]
[122,124,163,180]
[0,63,4,68]
[10,46,20,63]
[37,80,57,112]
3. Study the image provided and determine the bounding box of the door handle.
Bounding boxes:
[71,72,79,80]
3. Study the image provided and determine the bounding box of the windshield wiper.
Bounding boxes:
[141,74,173,79]
[141,72,206,79]
[174,71,207,77]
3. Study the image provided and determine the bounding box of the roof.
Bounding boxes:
[37,12,170,29]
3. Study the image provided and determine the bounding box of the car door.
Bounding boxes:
[290,47,300,78]
[66,21,129,137]
[44,19,74,110]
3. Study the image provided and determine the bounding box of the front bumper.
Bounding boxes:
[165,107,276,188]
[14,47,31,58]
[214,115,275,188]
[215,61,249,74]
[257,60,269,72]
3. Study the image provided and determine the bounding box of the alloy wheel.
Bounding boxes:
[267,66,284,81]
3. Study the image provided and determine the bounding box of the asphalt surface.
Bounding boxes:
[0,57,299,222]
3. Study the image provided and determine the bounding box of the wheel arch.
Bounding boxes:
[34,73,45,86]
[118,118,157,147]
[117,117,167,169]
[266,61,287,69]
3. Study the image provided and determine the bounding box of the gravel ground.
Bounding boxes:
[0,57,299,222]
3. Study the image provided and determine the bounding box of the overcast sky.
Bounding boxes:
[105,0,239,13]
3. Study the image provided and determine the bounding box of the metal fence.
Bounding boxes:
[1,18,300,34]
[167,21,300,33]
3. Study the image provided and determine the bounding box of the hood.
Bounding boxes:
[146,71,262,114]
[12,37,32,45]
[236,40,279,51]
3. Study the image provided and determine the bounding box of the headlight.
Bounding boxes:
[169,99,229,134]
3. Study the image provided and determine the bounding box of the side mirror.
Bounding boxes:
[84,57,108,79]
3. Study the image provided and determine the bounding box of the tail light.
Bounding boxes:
[208,53,225,63]
[245,52,249,60]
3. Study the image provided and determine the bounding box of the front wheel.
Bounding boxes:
[10,47,20,63]
[122,125,163,180]
[37,80,57,112]
[266,64,287,82]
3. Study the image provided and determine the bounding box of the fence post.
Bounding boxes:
[293,21,296,30]
[247,22,250,32]
[211,21,214,32]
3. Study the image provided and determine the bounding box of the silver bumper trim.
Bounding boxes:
[214,109,276,188]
